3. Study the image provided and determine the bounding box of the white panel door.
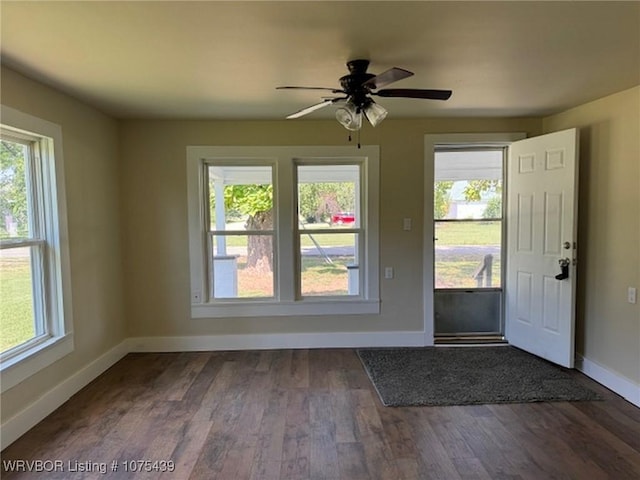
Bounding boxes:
[506,129,579,368]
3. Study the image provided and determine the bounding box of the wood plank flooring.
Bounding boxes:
[2,349,640,479]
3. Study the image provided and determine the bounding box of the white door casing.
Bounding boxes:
[505,128,579,368]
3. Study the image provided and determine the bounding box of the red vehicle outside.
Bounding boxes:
[331,212,355,225]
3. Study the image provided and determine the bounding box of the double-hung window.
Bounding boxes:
[187,146,380,318]
[0,106,73,391]
[206,163,276,299]
[296,162,363,297]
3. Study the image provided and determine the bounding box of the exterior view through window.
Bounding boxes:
[207,165,275,299]
[205,162,363,300]
[0,138,42,354]
[297,164,361,297]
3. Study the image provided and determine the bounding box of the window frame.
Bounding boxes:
[294,159,365,300]
[205,160,278,301]
[187,145,380,318]
[0,105,74,393]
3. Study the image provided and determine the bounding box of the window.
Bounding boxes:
[296,163,362,297]
[0,105,73,392]
[187,146,380,318]
[206,163,276,299]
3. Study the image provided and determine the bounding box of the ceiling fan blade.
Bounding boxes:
[277,86,345,93]
[285,99,336,119]
[374,88,453,100]
[363,67,414,89]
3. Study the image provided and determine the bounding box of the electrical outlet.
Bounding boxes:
[384,267,394,279]
[628,287,637,304]
[403,218,412,231]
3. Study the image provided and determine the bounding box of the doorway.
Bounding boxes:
[424,130,579,368]
[433,147,506,343]
[423,132,525,346]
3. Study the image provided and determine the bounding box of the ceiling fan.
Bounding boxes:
[277,59,452,130]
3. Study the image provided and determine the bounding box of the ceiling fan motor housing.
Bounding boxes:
[341,60,376,108]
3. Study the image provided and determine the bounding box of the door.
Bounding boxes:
[433,148,505,340]
[505,128,579,368]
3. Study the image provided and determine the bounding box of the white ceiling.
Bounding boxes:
[1,1,638,120]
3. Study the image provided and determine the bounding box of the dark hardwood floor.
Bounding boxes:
[2,349,640,479]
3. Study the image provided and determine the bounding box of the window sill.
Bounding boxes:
[0,333,74,393]
[191,299,381,318]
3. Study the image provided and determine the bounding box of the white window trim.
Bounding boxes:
[0,105,74,393]
[187,145,380,318]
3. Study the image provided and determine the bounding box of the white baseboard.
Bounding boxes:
[576,354,640,408]
[127,331,426,352]
[1,340,129,450]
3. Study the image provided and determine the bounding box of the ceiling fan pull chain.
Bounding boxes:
[357,129,361,149]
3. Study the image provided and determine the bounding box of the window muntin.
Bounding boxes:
[206,164,275,300]
[296,163,362,297]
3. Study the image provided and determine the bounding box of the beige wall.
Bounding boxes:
[544,86,640,384]
[119,117,542,338]
[0,67,126,422]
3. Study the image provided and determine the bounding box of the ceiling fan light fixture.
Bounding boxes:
[363,101,388,127]
[335,101,362,131]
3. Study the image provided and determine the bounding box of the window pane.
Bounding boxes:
[208,165,273,232]
[434,221,502,288]
[0,140,30,238]
[297,165,359,228]
[434,150,503,220]
[300,232,358,296]
[434,179,502,220]
[211,234,274,298]
[0,246,36,352]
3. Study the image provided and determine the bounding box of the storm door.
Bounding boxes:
[433,148,505,341]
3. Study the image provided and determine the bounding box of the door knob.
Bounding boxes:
[555,258,570,280]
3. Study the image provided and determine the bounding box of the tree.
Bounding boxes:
[298,182,355,224]
[223,184,273,272]
[0,140,27,238]
[464,180,502,219]
[483,196,502,219]
[463,179,501,202]
[434,179,502,220]
[434,181,453,219]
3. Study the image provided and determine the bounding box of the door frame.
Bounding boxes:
[423,133,526,345]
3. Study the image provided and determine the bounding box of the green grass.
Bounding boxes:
[0,255,36,352]
[436,256,502,288]
[300,256,351,296]
[434,221,502,288]
[435,221,501,246]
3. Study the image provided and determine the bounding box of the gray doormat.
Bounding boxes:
[357,346,602,407]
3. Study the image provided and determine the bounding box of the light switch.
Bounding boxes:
[403,218,412,231]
